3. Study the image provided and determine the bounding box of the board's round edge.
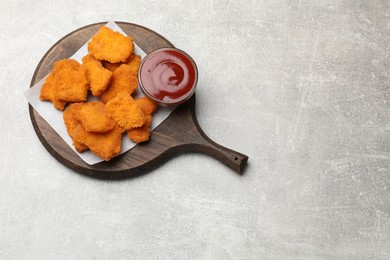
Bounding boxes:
[28,22,177,179]
[115,21,175,49]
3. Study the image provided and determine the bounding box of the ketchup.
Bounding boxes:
[138,48,198,106]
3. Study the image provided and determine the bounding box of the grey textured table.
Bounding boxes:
[1,0,389,259]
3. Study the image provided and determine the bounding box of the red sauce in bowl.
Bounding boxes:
[138,48,198,106]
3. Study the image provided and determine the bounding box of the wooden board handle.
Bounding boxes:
[150,95,249,174]
[193,134,249,174]
[124,124,249,176]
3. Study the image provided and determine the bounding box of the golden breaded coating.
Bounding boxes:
[39,74,54,101]
[127,115,152,143]
[101,54,140,74]
[82,54,99,64]
[101,60,122,73]
[126,54,141,76]
[83,60,113,96]
[134,96,157,115]
[39,73,67,111]
[100,64,138,103]
[88,26,134,63]
[63,106,88,152]
[72,123,122,161]
[53,59,88,102]
[126,95,155,143]
[105,92,145,130]
[53,59,80,72]
[70,101,116,133]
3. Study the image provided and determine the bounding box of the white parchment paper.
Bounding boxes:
[24,21,174,165]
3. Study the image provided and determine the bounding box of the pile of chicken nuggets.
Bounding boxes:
[39,26,157,161]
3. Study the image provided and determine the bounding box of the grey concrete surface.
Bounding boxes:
[0,0,389,259]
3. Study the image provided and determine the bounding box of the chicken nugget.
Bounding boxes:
[101,60,122,73]
[134,96,157,115]
[126,96,156,143]
[71,101,115,133]
[82,54,99,64]
[88,26,134,63]
[53,59,88,102]
[127,115,152,143]
[72,123,122,161]
[105,92,145,130]
[100,64,138,103]
[53,58,80,72]
[101,53,133,72]
[101,54,140,74]
[83,60,112,96]
[63,106,88,152]
[126,54,141,76]
[39,73,67,111]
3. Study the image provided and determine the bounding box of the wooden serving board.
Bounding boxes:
[29,22,248,179]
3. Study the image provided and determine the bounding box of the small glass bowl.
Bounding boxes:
[138,47,198,106]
